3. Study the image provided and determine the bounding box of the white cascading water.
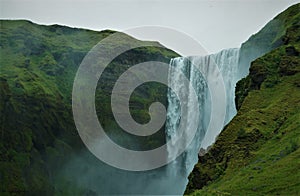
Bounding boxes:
[166,48,240,194]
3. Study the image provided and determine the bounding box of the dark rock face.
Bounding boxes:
[285,46,299,56]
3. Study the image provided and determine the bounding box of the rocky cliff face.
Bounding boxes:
[0,20,178,194]
[185,3,300,195]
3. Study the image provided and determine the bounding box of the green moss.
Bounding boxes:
[238,3,300,79]
[0,19,179,194]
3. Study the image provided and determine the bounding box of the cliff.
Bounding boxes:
[0,20,178,194]
[185,3,300,195]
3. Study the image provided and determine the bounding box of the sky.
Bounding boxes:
[1,0,299,55]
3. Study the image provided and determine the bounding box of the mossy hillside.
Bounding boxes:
[0,20,108,194]
[96,47,177,150]
[238,3,300,79]
[187,71,300,195]
[236,3,300,110]
[0,20,178,194]
[185,3,300,195]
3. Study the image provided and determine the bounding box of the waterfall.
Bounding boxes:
[165,48,240,193]
[66,48,242,195]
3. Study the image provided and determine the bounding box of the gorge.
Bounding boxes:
[0,3,299,195]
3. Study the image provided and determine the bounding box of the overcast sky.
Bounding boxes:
[1,0,299,55]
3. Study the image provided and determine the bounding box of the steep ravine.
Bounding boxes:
[185,3,300,195]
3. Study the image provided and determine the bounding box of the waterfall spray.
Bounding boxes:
[166,48,240,193]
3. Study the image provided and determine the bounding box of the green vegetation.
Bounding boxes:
[237,3,300,79]
[0,20,178,194]
[186,3,300,195]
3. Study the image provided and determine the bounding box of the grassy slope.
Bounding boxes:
[0,20,178,194]
[237,2,299,80]
[186,3,300,195]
